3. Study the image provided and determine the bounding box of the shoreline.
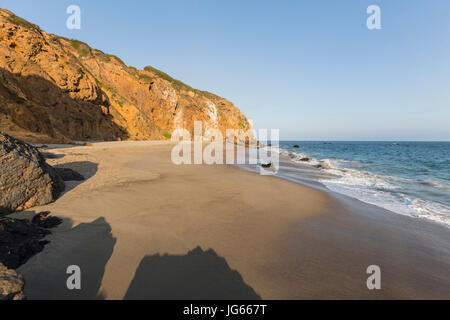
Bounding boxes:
[9,141,450,299]
[274,142,450,229]
[240,153,450,230]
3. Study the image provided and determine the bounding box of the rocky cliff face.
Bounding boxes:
[0,9,253,143]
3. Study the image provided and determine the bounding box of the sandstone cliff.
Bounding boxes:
[0,9,253,143]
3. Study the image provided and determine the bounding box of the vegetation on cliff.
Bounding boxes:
[0,9,252,143]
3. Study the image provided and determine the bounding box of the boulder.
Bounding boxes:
[293,145,300,148]
[0,132,64,215]
[32,211,63,229]
[0,216,50,269]
[261,162,272,168]
[0,262,25,300]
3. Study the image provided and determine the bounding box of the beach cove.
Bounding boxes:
[9,141,450,299]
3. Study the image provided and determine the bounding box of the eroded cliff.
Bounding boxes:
[0,9,253,143]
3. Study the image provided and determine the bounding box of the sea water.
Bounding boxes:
[278,141,450,227]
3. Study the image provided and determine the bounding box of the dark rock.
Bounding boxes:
[261,162,272,168]
[0,262,25,300]
[0,132,65,215]
[293,145,300,148]
[55,167,85,181]
[0,217,51,269]
[42,152,65,159]
[315,163,330,170]
[32,211,63,228]
[299,157,310,162]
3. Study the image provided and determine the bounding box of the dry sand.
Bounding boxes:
[11,141,450,299]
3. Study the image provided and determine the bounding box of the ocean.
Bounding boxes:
[278,141,450,227]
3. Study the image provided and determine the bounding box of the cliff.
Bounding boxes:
[0,9,253,143]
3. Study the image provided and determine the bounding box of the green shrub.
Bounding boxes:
[138,74,153,84]
[144,65,218,98]
[105,54,125,65]
[7,15,39,30]
[163,131,172,139]
[119,128,130,138]
[71,41,80,49]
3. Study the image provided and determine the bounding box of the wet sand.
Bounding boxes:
[11,141,450,299]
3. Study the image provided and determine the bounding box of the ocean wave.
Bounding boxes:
[279,147,450,228]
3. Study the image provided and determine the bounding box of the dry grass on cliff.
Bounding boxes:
[144,65,217,99]
[7,14,40,31]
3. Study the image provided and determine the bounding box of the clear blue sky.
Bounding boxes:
[3,0,450,140]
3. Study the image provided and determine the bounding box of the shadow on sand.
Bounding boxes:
[18,216,116,300]
[124,246,261,300]
[54,161,98,193]
[15,211,258,299]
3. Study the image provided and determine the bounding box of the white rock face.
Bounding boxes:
[173,107,184,131]
[206,101,218,128]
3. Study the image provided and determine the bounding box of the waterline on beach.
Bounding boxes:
[247,141,450,228]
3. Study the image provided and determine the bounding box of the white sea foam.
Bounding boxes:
[279,147,450,228]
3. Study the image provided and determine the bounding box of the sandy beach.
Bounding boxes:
[10,141,450,300]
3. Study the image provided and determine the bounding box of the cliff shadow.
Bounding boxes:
[17,215,116,300]
[54,161,98,193]
[0,67,128,142]
[124,246,261,300]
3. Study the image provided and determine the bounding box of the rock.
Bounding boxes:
[293,145,300,148]
[32,211,63,229]
[0,132,65,215]
[83,142,93,147]
[261,162,272,168]
[55,167,85,181]
[315,163,330,170]
[299,157,310,162]
[0,9,255,144]
[41,152,64,159]
[0,217,50,269]
[0,262,25,300]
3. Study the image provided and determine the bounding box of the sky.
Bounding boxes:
[3,0,450,141]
